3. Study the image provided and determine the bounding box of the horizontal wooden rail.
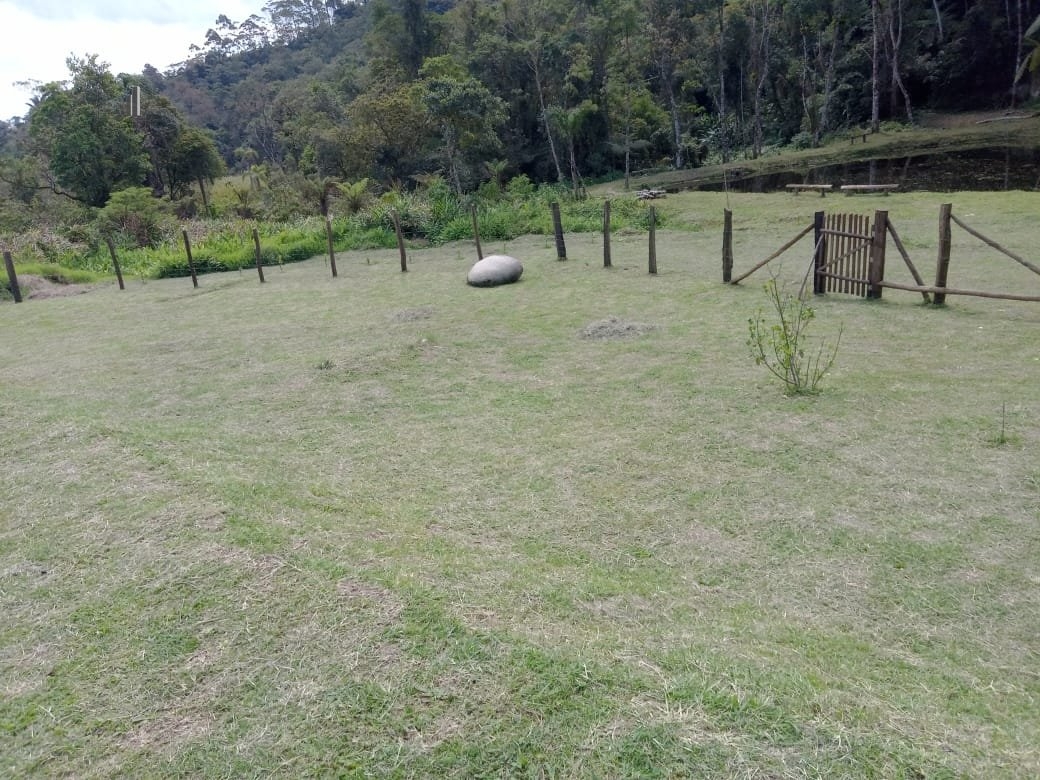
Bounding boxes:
[730,223,814,285]
[820,228,872,241]
[879,280,1040,302]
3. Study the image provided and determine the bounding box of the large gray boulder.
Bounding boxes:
[467,254,523,287]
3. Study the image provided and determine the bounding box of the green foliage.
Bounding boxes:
[789,131,815,150]
[33,181,655,281]
[168,126,225,196]
[335,178,373,215]
[747,277,842,395]
[28,55,150,207]
[418,56,508,194]
[1016,14,1040,87]
[98,187,172,248]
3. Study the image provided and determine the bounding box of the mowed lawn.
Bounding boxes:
[2,191,1038,778]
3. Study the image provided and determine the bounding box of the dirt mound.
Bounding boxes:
[3,274,96,301]
[581,316,656,340]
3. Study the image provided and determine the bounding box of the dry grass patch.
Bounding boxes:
[2,190,1038,777]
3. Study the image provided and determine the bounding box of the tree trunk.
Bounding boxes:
[871,0,880,133]
[718,1,730,162]
[531,54,565,183]
[197,176,210,216]
[749,0,771,159]
[818,20,840,141]
[652,48,683,169]
[1013,0,1023,106]
[568,138,582,197]
[886,0,913,123]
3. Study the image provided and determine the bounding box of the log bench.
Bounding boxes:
[840,184,899,195]
[785,183,833,197]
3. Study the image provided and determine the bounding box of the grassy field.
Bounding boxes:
[2,190,1039,778]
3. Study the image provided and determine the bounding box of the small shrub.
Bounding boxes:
[789,131,814,150]
[747,277,842,395]
[506,174,535,199]
[98,187,173,248]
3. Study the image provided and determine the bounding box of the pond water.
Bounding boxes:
[700,147,1040,193]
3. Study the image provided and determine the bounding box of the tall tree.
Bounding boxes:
[643,0,697,168]
[418,56,507,194]
[746,0,777,157]
[28,56,150,207]
[169,125,225,213]
[870,0,880,132]
[500,0,569,183]
[880,0,913,122]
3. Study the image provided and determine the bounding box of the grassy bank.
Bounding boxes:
[592,110,1040,193]
[2,189,1039,777]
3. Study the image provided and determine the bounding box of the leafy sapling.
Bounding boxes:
[747,277,842,395]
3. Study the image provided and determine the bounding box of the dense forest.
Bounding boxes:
[2,0,1039,235]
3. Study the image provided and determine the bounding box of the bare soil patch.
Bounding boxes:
[5,274,96,300]
[390,306,435,322]
[581,316,656,340]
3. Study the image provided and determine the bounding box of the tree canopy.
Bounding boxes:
[3,0,1038,213]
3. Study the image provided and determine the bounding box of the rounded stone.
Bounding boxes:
[467,254,524,287]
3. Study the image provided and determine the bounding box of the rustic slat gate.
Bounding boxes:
[813,210,888,298]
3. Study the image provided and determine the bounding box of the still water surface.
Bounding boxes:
[701,147,1040,192]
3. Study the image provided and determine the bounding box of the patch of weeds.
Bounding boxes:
[985,402,1020,446]
[667,679,802,746]
[610,724,724,778]
[315,358,334,371]
[224,514,291,554]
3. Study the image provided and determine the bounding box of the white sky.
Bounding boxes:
[0,0,261,121]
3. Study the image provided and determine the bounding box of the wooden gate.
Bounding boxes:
[812,210,887,298]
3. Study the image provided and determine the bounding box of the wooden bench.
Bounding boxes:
[785,184,833,197]
[848,130,869,144]
[636,188,667,200]
[840,184,899,195]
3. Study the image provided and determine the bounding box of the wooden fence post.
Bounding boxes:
[252,228,265,283]
[722,208,733,282]
[812,211,826,294]
[181,229,199,288]
[325,215,338,278]
[104,237,125,290]
[648,206,658,275]
[393,209,408,272]
[3,250,22,303]
[934,203,953,305]
[471,205,483,260]
[603,200,612,268]
[868,210,888,299]
[550,202,567,260]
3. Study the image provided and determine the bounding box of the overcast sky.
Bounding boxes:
[0,0,261,121]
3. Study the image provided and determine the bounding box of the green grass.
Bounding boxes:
[2,189,1039,777]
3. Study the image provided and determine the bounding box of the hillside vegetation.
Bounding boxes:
[2,1,1038,276]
